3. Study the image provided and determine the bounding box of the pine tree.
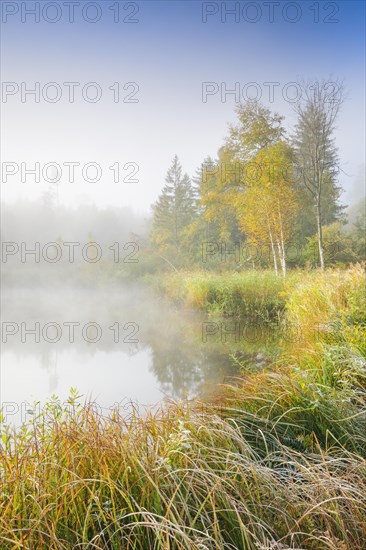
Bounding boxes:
[151,156,196,260]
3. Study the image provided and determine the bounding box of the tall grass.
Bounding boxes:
[1,266,365,548]
[218,266,366,455]
[1,393,366,549]
[154,270,292,318]
[285,264,366,355]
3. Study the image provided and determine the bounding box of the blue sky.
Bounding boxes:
[1,0,365,210]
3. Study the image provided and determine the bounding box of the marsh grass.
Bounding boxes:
[285,264,366,356]
[1,390,366,549]
[1,265,365,549]
[154,270,291,318]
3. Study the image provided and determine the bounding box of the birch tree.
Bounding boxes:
[292,79,345,269]
[233,142,298,277]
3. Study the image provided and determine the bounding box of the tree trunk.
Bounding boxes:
[277,202,287,278]
[281,242,287,279]
[277,239,286,279]
[266,208,278,276]
[316,198,325,270]
[269,230,278,276]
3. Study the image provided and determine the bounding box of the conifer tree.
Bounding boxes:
[151,155,196,260]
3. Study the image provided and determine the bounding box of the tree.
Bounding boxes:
[223,101,285,163]
[151,155,197,263]
[202,101,289,272]
[198,154,241,243]
[292,78,345,269]
[200,102,286,239]
[304,222,359,267]
[233,142,298,277]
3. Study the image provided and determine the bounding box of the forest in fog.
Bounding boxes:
[3,84,365,283]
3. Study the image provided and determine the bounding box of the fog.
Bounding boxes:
[1,204,279,426]
[1,198,148,247]
[1,191,362,425]
[1,0,364,429]
[1,199,150,287]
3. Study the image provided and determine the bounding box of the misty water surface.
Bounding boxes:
[1,283,280,424]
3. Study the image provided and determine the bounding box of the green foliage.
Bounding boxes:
[350,206,366,262]
[293,175,346,246]
[304,222,361,266]
[151,155,197,265]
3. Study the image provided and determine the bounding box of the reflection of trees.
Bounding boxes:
[2,286,281,403]
[39,350,59,394]
[149,343,265,400]
[145,310,280,400]
[150,345,203,399]
[148,333,243,400]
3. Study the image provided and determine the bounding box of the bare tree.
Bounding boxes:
[293,78,345,269]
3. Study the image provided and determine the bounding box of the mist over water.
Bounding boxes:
[1,276,279,425]
[1,187,363,427]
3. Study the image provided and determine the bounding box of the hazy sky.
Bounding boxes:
[1,0,365,212]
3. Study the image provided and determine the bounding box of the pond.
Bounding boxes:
[1,284,281,424]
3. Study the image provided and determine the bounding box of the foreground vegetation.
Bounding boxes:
[1,266,365,549]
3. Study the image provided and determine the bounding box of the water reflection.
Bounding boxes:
[1,284,280,419]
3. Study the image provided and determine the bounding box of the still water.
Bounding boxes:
[1,284,280,424]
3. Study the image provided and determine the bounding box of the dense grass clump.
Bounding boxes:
[155,270,291,317]
[1,391,366,549]
[219,266,366,455]
[285,264,366,354]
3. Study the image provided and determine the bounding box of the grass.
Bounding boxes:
[152,270,293,318]
[1,265,365,549]
[1,390,366,549]
[285,265,366,349]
